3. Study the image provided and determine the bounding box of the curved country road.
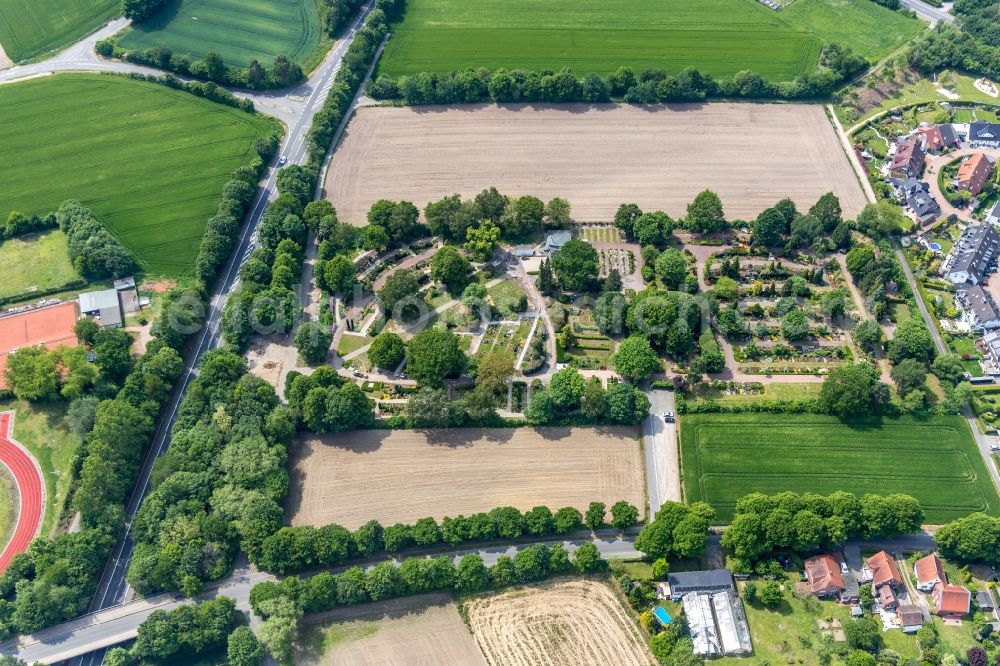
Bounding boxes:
[0,412,44,573]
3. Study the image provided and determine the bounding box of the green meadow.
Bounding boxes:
[0,74,278,276]
[116,0,322,68]
[379,0,922,81]
[0,0,118,63]
[681,413,1000,523]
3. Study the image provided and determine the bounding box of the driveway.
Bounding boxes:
[643,389,681,518]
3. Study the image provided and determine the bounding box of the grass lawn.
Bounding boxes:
[0,466,14,555]
[116,0,323,68]
[1,400,83,538]
[0,74,278,277]
[839,70,1000,127]
[0,0,118,63]
[690,382,823,405]
[486,280,527,318]
[380,0,919,81]
[0,230,82,301]
[681,413,1000,523]
[337,333,371,357]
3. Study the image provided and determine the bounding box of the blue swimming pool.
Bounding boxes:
[929,242,942,251]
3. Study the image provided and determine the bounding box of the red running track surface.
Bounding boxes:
[0,412,43,573]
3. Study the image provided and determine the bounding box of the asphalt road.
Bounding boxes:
[4,531,641,664]
[643,389,680,518]
[0,5,382,665]
[899,0,954,24]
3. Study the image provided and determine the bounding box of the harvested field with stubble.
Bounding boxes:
[466,580,655,666]
[324,103,868,224]
[297,594,486,666]
[286,426,644,529]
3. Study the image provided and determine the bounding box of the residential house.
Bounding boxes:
[804,555,847,598]
[983,329,1000,367]
[956,153,996,196]
[986,201,1000,226]
[887,177,941,225]
[78,289,124,329]
[933,583,971,619]
[866,551,903,589]
[878,584,899,610]
[890,138,926,178]
[956,285,1000,330]
[942,224,1000,285]
[919,124,960,153]
[969,122,1000,149]
[897,604,924,633]
[914,554,946,593]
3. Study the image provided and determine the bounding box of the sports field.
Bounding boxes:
[326,104,868,224]
[681,413,1000,523]
[0,0,118,63]
[379,0,921,80]
[0,74,278,276]
[116,0,322,68]
[286,426,645,529]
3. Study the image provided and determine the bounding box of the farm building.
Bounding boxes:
[79,288,124,329]
[969,122,1000,149]
[956,285,1000,330]
[933,583,971,619]
[956,154,996,196]
[897,604,924,632]
[666,569,735,600]
[889,138,926,179]
[942,224,1000,285]
[682,590,752,657]
[914,554,946,592]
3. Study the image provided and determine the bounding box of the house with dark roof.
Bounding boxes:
[804,555,847,598]
[969,122,1000,149]
[942,224,1000,285]
[897,604,924,633]
[890,138,926,178]
[666,569,735,600]
[957,153,996,196]
[866,551,903,590]
[887,177,941,225]
[957,285,1000,330]
[878,584,899,610]
[933,583,971,618]
[914,554,946,592]
[919,124,960,153]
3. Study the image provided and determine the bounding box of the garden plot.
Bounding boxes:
[466,580,655,666]
[286,426,645,528]
[598,248,635,279]
[578,225,623,243]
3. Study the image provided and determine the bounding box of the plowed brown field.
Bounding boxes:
[324,103,867,224]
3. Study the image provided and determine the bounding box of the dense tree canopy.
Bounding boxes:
[406,328,466,387]
[551,239,599,292]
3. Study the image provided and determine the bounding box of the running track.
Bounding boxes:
[0,412,44,573]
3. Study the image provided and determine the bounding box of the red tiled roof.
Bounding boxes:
[805,555,846,594]
[914,554,945,587]
[879,585,897,607]
[890,139,924,173]
[920,126,944,151]
[957,154,996,196]
[867,551,902,588]
[897,604,923,626]
[935,584,971,616]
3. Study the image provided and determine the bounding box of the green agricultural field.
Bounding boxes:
[0,74,278,276]
[380,0,921,81]
[681,413,1000,524]
[0,230,82,301]
[0,0,118,63]
[116,0,322,68]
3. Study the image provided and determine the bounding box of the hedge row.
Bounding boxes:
[369,43,868,106]
[252,500,640,574]
[1,210,57,242]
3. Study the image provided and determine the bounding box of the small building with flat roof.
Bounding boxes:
[79,289,123,329]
